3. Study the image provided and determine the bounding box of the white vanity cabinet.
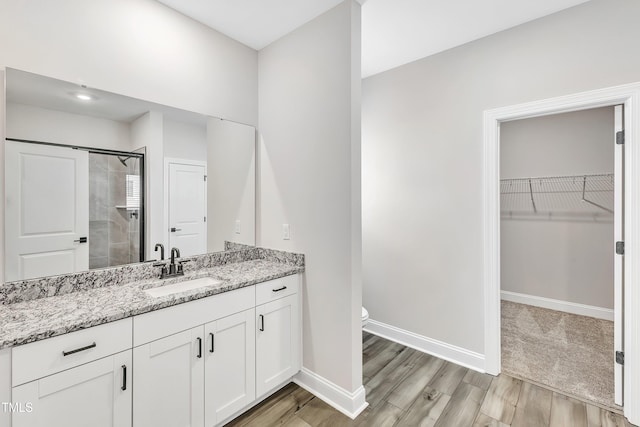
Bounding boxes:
[12,351,132,427]
[133,327,204,427]
[132,285,257,427]
[133,309,256,427]
[10,318,133,427]
[4,273,301,427]
[255,274,301,399]
[204,308,256,425]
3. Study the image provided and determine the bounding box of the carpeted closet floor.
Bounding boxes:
[501,300,616,411]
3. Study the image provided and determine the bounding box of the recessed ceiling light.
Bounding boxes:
[75,93,94,101]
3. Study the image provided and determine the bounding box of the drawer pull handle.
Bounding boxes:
[62,342,96,356]
[210,333,215,353]
[121,365,127,391]
[259,314,265,332]
[272,286,287,292]
[197,337,202,358]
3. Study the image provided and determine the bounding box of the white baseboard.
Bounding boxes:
[363,319,485,373]
[293,368,368,419]
[501,291,614,321]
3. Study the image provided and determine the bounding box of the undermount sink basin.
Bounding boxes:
[144,277,223,298]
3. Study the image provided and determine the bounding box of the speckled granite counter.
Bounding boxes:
[0,247,304,349]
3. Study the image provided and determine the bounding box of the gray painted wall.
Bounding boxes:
[500,107,614,309]
[207,118,256,252]
[362,0,640,354]
[0,0,258,126]
[163,119,207,162]
[258,1,363,392]
[6,103,131,151]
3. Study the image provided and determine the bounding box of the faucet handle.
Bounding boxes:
[177,259,191,274]
[152,262,168,278]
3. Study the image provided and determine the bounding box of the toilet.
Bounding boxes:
[361,306,369,328]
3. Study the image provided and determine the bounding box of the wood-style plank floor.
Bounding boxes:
[227,333,636,427]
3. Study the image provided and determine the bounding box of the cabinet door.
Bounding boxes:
[133,327,204,427]
[204,308,255,425]
[12,350,131,427]
[256,294,300,398]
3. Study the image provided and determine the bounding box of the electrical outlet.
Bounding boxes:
[234,220,241,234]
[282,224,290,240]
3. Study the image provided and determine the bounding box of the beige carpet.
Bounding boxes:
[501,300,616,409]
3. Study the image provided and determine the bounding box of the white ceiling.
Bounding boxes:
[156,0,346,50]
[361,0,591,77]
[156,0,591,78]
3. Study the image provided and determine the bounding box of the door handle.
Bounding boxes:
[197,337,202,358]
[259,314,264,332]
[210,333,215,353]
[170,227,182,233]
[73,237,88,243]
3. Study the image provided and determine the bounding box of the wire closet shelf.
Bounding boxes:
[500,173,614,219]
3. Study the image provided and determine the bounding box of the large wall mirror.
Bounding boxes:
[4,68,256,282]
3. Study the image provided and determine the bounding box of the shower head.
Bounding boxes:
[117,155,132,166]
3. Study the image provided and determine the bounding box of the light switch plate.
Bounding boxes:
[282,224,290,240]
[235,220,241,234]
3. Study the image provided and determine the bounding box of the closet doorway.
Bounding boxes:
[483,84,640,424]
[498,106,622,410]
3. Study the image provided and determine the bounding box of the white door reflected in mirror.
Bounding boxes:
[5,141,89,281]
[167,160,207,257]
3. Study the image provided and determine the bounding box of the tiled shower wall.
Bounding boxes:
[89,153,141,269]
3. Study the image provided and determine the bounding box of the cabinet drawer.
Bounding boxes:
[255,274,299,306]
[134,285,254,346]
[12,318,132,387]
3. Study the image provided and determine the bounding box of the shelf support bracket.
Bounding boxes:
[528,179,537,213]
[581,175,614,214]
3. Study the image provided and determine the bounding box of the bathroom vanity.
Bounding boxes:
[0,246,304,427]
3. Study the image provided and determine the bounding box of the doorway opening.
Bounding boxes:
[498,106,619,409]
[482,82,640,424]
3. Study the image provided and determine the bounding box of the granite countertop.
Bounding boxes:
[0,258,303,350]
